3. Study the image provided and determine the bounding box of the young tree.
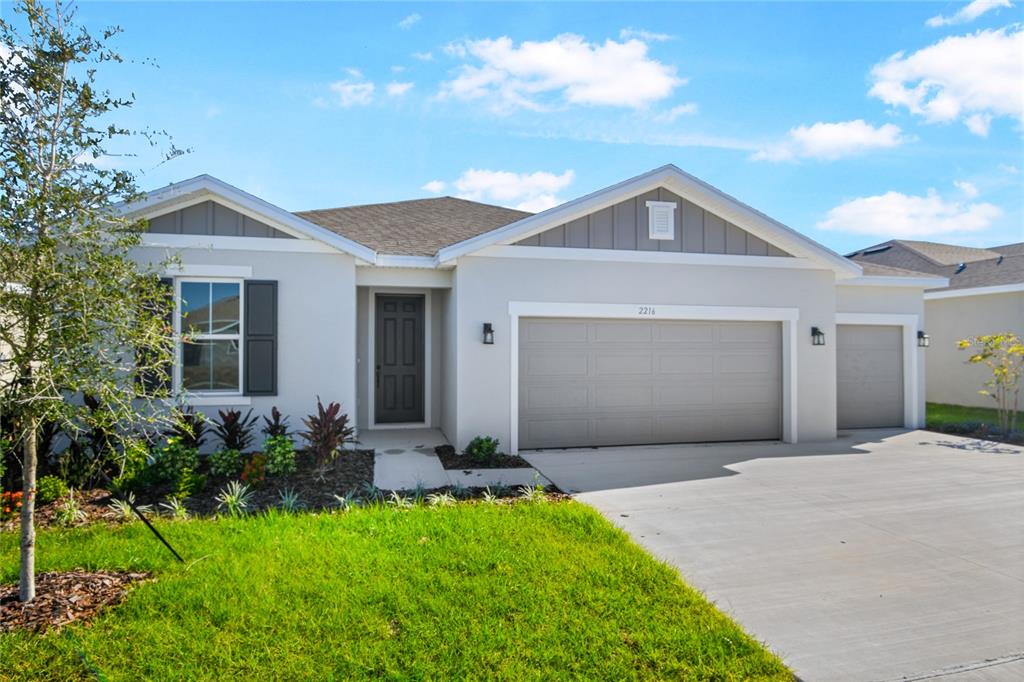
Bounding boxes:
[0,0,178,601]
[959,333,1024,437]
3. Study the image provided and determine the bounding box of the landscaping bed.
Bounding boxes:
[435,444,532,470]
[0,501,790,679]
[925,403,1023,445]
[0,571,150,634]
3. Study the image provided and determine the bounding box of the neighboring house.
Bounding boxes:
[123,165,947,453]
[849,240,1024,409]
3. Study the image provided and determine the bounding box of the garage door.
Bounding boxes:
[837,324,904,429]
[518,318,782,449]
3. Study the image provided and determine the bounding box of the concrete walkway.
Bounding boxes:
[360,428,549,491]
[524,430,1024,681]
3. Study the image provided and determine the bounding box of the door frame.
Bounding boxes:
[367,287,432,429]
[835,313,921,429]
[507,301,800,454]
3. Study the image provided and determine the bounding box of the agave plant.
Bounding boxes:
[481,487,500,505]
[159,496,190,520]
[332,490,360,511]
[299,397,355,466]
[426,491,456,507]
[277,487,303,512]
[55,489,87,527]
[109,492,154,521]
[387,491,414,509]
[216,480,254,517]
[213,408,258,452]
[518,482,547,503]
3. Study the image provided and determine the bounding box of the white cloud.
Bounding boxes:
[752,120,907,162]
[412,51,434,61]
[345,67,364,79]
[439,34,682,112]
[205,105,222,119]
[926,0,1012,27]
[869,27,1023,136]
[818,188,1002,237]
[386,81,414,96]
[954,179,980,197]
[328,79,375,107]
[391,65,406,73]
[421,180,446,194]
[398,13,421,30]
[450,168,575,211]
[999,163,1020,173]
[653,103,699,123]
[619,27,673,42]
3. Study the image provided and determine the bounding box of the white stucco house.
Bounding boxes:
[849,239,1023,409]
[125,165,947,453]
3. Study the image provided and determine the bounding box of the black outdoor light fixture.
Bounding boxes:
[811,326,826,346]
[917,330,930,348]
[483,322,495,345]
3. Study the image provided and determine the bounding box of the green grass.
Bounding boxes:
[0,502,789,680]
[926,402,1009,428]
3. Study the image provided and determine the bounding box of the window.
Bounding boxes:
[646,200,677,240]
[178,280,242,393]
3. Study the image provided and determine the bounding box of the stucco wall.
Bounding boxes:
[452,255,839,451]
[836,284,928,427]
[925,291,1024,408]
[440,285,458,443]
[132,245,358,440]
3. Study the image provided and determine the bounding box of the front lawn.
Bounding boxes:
[926,402,1007,429]
[0,502,789,680]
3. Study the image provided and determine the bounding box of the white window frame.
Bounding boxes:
[645,200,677,241]
[174,276,245,402]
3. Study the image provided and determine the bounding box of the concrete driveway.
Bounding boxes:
[524,430,1024,681]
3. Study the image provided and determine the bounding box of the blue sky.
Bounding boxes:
[7,1,1022,254]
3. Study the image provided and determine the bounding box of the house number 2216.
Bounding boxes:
[638,306,656,316]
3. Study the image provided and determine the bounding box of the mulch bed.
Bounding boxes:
[186,449,375,515]
[435,445,532,470]
[1,489,116,533]
[926,425,1023,446]
[0,570,151,634]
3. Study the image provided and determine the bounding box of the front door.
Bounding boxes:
[375,294,425,424]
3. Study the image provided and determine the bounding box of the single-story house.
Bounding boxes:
[125,164,948,453]
[849,239,1024,409]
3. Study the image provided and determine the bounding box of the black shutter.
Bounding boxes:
[244,280,277,396]
[140,277,174,392]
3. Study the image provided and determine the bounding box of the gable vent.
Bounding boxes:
[645,201,676,240]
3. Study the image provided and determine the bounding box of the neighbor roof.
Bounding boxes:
[295,197,532,257]
[849,240,1024,291]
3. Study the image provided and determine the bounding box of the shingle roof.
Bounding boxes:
[856,262,939,278]
[294,197,532,257]
[849,240,1024,291]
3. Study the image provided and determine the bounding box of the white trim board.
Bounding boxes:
[835,312,922,429]
[474,245,825,270]
[366,287,433,430]
[506,301,800,454]
[840,274,949,289]
[924,282,1024,300]
[142,233,338,255]
[438,164,862,279]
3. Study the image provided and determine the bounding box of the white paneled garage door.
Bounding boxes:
[837,324,904,429]
[518,318,782,449]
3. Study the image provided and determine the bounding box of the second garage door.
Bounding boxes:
[518,318,782,449]
[837,324,904,429]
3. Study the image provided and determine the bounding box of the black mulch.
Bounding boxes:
[0,570,151,633]
[434,445,532,470]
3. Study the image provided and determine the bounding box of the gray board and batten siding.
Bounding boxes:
[516,187,791,257]
[146,200,296,239]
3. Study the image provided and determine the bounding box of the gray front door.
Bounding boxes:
[375,295,425,424]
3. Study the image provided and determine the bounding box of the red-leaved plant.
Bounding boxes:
[299,397,355,465]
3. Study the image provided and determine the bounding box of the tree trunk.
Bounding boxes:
[19,420,37,602]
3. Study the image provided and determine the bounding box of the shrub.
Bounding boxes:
[55,489,87,527]
[35,475,69,505]
[213,408,258,453]
[263,436,296,477]
[465,436,499,462]
[300,397,355,465]
[0,491,23,520]
[216,480,254,517]
[262,407,290,438]
[175,467,206,499]
[147,437,200,487]
[240,453,267,486]
[110,439,151,494]
[209,448,243,478]
[164,407,208,450]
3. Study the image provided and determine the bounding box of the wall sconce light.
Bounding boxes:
[483,322,495,345]
[917,330,930,348]
[811,326,826,346]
